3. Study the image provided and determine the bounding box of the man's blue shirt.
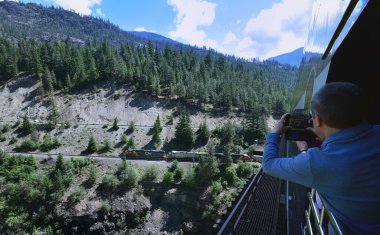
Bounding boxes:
[263,122,380,235]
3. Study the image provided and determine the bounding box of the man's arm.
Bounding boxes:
[263,133,314,187]
[262,114,314,188]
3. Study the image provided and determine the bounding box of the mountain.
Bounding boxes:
[267,47,303,67]
[128,31,179,45]
[0,1,218,58]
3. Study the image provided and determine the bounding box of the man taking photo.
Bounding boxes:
[263,82,380,235]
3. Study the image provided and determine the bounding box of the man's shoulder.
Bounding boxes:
[373,124,380,132]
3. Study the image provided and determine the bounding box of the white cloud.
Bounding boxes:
[46,0,102,15]
[223,31,237,45]
[95,8,105,17]
[134,27,157,33]
[239,0,313,59]
[167,0,217,48]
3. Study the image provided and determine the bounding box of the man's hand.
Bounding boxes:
[306,127,324,142]
[296,141,308,152]
[272,113,290,135]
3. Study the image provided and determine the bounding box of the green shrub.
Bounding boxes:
[174,167,184,182]
[99,140,113,153]
[87,165,97,186]
[163,172,174,185]
[100,174,119,193]
[224,167,239,186]
[40,134,60,152]
[182,168,196,188]
[100,202,111,213]
[15,139,39,152]
[118,161,139,189]
[169,160,179,172]
[211,180,223,196]
[1,124,10,133]
[0,133,6,142]
[67,187,86,205]
[143,165,160,181]
[236,161,253,178]
[196,156,219,185]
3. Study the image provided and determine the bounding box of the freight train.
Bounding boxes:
[120,149,263,163]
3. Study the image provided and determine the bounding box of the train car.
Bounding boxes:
[121,149,165,158]
[251,155,262,163]
[168,151,208,160]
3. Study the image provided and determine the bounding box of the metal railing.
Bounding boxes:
[215,168,264,235]
[304,189,343,235]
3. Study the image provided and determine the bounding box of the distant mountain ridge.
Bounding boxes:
[267,47,303,67]
[127,31,180,45]
[0,1,211,57]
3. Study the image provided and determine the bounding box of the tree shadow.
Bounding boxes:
[143,139,157,150]
[193,137,208,149]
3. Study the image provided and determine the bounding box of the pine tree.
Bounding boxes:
[152,115,162,133]
[86,137,97,153]
[64,74,72,89]
[42,67,54,94]
[120,134,128,145]
[174,111,194,150]
[152,131,161,146]
[197,122,210,145]
[55,153,64,172]
[112,117,119,130]
[87,56,99,81]
[126,137,136,149]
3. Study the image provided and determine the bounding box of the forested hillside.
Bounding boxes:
[0,1,297,148]
[0,1,296,116]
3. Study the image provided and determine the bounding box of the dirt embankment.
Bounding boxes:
[0,76,246,154]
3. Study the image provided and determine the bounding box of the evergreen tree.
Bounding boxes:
[20,117,35,135]
[174,111,194,150]
[152,131,161,146]
[87,56,99,80]
[55,153,64,172]
[100,140,113,153]
[87,165,97,186]
[112,117,119,130]
[197,122,210,145]
[42,67,54,94]
[152,115,162,133]
[127,121,135,133]
[86,137,97,153]
[126,137,136,149]
[120,134,128,145]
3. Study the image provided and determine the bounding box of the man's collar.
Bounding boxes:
[321,122,372,148]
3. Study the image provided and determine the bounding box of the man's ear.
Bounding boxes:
[314,114,322,127]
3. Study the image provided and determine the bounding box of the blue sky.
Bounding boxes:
[16,0,315,60]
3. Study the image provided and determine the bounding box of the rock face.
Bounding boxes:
[54,190,151,234]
